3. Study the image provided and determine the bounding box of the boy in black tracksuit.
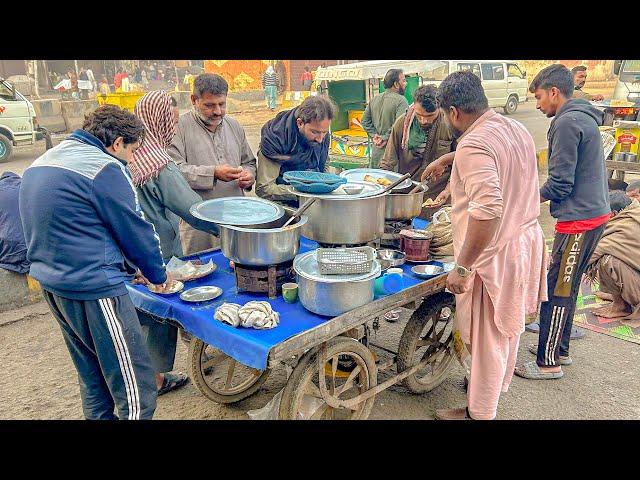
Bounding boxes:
[20,106,173,419]
[515,65,610,380]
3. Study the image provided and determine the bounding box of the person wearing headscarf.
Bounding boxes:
[262,65,279,110]
[130,90,218,396]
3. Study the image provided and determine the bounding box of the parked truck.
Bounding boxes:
[0,77,51,163]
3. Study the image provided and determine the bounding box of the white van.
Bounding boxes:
[422,60,529,114]
[0,77,49,163]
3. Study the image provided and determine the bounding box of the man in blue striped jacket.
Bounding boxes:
[20,105,173,420]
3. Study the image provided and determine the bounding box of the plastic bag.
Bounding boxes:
[432,207,451,225]
[166,256,214,281]
[247,388,283,420]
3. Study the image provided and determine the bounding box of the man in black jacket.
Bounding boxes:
[516,64,610,380]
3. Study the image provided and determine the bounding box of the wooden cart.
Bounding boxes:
[185,272,455,420]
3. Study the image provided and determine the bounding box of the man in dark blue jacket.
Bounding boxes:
[0,172,29,274]
[516,64,610,381]
[20,105,173,419]
[255,95,336,207]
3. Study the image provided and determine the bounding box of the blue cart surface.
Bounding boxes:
[126,218,456,418]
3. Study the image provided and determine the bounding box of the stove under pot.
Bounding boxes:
[234,260,295,299]
[380,220,413,249]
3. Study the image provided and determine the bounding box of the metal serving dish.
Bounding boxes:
[180,286,223,303]
[411,264,444,279]
[294,250,381,317]
[376,249,406,267]
[292,181,387,245]
[218,215,308,266]
[147,281,184,295]
[339,168,413,191]
[190,196,286,229]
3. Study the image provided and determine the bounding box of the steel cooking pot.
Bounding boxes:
[292,181,387,245]
[294,250,381,316]
[218,215,308,266]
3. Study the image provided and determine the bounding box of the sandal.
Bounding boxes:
[525,321,540,333]
[514,361,564,380]
[527,344,572,365]
[157,372,190,396]
[435,406,474,420]
[525,322,585,340]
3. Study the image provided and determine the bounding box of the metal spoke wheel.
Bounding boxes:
[278,337,377,420]
[189,338,270,404]
[397,292,456,394]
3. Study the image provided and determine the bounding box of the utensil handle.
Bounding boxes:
[282,197,317,227]
[409,178,428,194]
[382,172,413,194]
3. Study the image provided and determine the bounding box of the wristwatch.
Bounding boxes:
[455,264,472,278]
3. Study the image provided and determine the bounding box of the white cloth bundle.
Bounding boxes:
[214,301,279,330]
[214,303,242,327]
[238,301,280,329]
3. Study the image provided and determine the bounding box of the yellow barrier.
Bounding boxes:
[96,92,146,112]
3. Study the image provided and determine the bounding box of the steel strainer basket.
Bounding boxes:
[316,246,376,275]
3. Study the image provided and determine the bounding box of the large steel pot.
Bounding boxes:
[294,250,381,317]
[218,215,308,266]
[293,181,387,245]
[385,183,426,220]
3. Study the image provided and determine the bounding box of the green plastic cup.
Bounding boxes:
[282,282,298,303]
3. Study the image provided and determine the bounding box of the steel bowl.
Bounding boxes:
[411,264,444,279]
[385,183,427,220]
[624,152,638,163]
[218,215,308,266]
[614,152,628,162]
[376,249,406,267]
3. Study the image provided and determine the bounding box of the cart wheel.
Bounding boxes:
[397,291,456,394]
[337,326,369,371]
[188,338,270,404]
[278,337,377,420]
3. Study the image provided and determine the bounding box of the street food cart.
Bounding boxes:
[126,177,456,420]
[127,227,453,420]
[314,60,449,171]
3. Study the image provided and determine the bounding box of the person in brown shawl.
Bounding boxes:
[586,191,640,326]
[379,85,456,219]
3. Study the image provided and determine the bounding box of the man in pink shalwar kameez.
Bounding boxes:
[433,71,548,420]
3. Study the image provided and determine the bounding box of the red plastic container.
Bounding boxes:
[400,230,433,262]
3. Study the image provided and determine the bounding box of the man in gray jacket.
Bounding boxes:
[362,69,409,168]
[516,64,610,380]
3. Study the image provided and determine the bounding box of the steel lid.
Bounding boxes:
[339,168,413,191]
[293,250,381,283]
[290,181,385,200]
[190,197,285,226]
